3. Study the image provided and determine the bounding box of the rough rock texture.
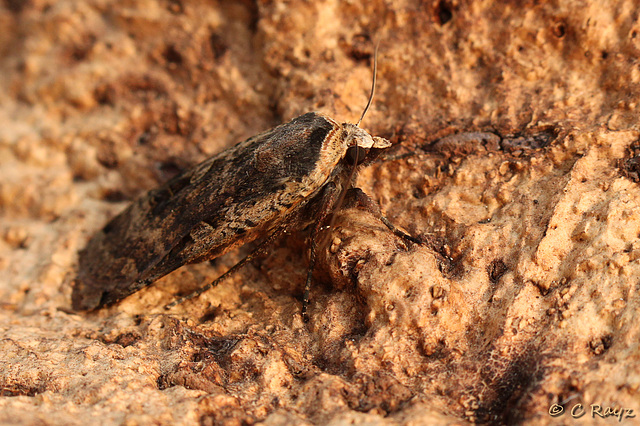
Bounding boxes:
[2,0,640,424]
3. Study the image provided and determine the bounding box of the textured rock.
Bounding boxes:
[1,0,639,424]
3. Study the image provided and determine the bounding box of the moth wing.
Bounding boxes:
[73,113,342,310]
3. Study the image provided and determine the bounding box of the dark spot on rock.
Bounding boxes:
[474,348,545,423]
[553,22,566,38]
[345,33,373,62]
[0,383,45,397]
[190,336,240,362]
[434,0,453,25]
[209,33,228,59]
[488,259,508,283]
[94,83,116,105]
[501,128,557,151]
[166,0,183,14]
[102,189,128,203]
[163,45,183,65]
[69,35,96,62]
[589,334,613,355]
[97,150,118,169]
[619,140,640,182]
[137,130,154,145]
[113,332,142,347]
[4,0,29,13]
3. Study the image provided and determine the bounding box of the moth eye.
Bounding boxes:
[346,146,368,165]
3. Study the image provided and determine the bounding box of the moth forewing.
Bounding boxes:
[72,112,383,311]
[73,44,411,315]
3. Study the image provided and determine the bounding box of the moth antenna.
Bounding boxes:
[356,41,380,127]
[330,42,379,227]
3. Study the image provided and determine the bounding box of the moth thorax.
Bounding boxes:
[342,123,391,165]
[343,123,375,150]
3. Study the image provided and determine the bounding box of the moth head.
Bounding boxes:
[341,122,391,165]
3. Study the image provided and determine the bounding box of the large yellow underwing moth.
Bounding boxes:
[72,47,420,318]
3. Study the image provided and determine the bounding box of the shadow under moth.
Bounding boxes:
[72,49,422,319]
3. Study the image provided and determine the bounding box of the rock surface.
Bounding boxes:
[1,0,639,424]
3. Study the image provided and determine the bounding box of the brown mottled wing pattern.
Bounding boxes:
[73,112,344,310]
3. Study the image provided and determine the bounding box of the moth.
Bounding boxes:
[72,48,420,318]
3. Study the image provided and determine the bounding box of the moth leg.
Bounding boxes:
[302,182,342,322]
[164,225,286,310]
[344,188,422,245]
